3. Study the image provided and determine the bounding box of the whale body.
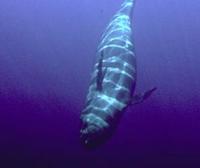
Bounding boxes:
[80,0,156,148]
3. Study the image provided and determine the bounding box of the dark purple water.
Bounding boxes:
[0,0,200,167]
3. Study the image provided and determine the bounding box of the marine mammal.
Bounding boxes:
[80,0,156,148]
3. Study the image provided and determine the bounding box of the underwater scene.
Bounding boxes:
[0,0,200,167]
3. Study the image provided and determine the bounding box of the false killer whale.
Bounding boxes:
[80,0,156,148]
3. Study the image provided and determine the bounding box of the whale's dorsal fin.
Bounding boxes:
[131,87,157,105]
[96,50,107,91]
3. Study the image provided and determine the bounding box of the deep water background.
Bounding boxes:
[0,0,200,167]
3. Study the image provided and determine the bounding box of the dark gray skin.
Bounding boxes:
[80,0,156,148]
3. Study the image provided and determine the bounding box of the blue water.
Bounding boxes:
[0,0,200,167]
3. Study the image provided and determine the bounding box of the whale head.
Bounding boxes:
[80,113,110,149]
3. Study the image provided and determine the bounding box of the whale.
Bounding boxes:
[80,0,156,148]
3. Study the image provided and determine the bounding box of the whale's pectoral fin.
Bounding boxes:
[96,50,106,91]
[131,87,157,105]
